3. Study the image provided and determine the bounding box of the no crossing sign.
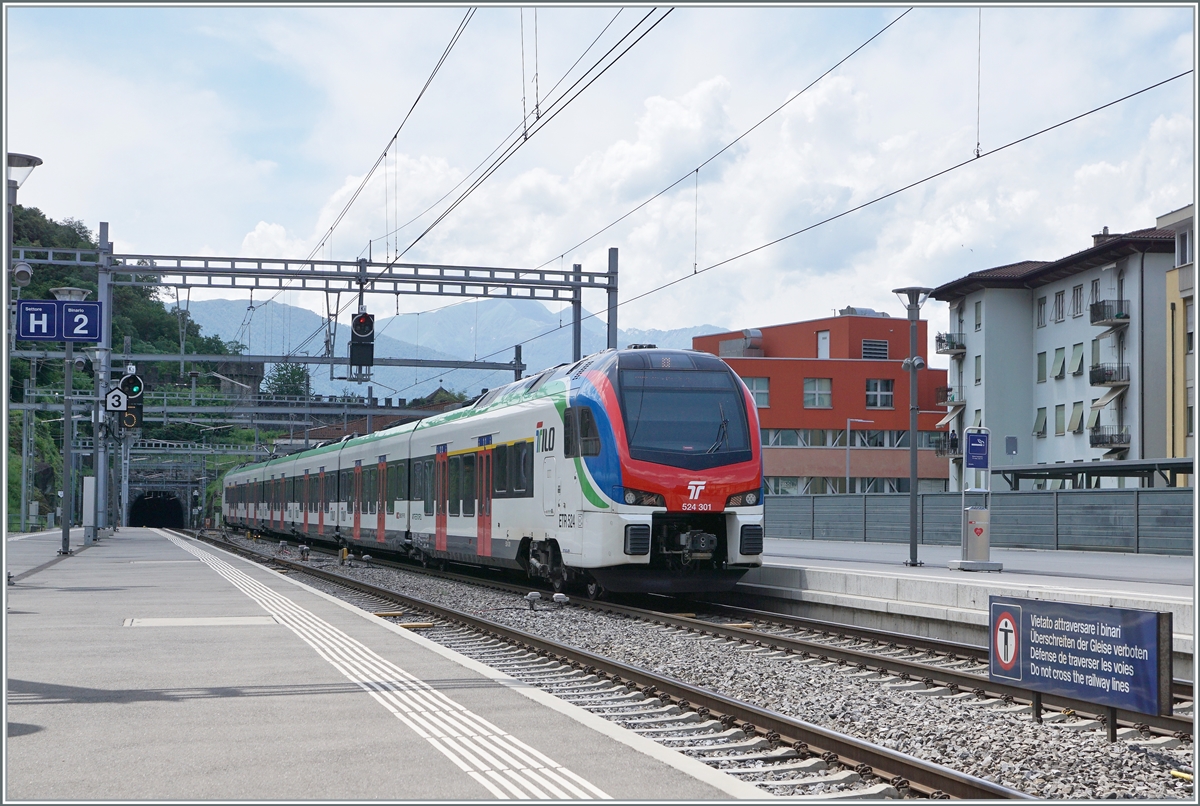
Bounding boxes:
[991,604,1022,680]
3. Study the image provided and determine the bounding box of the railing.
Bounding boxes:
[934,443,962,458]
[1090,299,1131,326]
[1089,426,1131,448]
[935,386,966,405]
[1089,363,1130,386]
[934,332,966,354]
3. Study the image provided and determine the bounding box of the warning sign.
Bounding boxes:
[991,603,1022,681]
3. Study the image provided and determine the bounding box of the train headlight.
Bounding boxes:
[726,489,762,507]
[619,488,665,507]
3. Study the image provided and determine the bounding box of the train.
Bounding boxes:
[221,346,764,597]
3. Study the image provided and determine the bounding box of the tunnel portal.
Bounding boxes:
[129,492,185,528]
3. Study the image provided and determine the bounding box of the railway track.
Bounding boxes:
[187,529,1032,799]
[206,529,1193,740]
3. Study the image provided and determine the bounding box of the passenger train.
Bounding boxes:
[221,347,764,596]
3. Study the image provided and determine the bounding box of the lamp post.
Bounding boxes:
[50,286,91,555]
[845,418,874,494]
[893,286,933,567]
[8,153,41,532]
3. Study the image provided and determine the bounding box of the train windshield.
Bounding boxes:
[618,369,752,469]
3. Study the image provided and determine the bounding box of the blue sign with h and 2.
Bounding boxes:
[16,300,102,342]
[965,432,989,469]
[989,595,1172,716]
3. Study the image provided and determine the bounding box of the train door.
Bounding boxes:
[317,468,326,537]
[352,460,362,541]
[477,449,493,557]
[376,456,387,543]
[302,471,310,534]
[435,446,448,552]
[542,457,557,517]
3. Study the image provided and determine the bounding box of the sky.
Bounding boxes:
[5,4,1196,367]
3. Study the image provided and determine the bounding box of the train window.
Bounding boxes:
[364,467,377,515]
[448,456,461,516]
[564,408,578,457]
[579,407,601,456]
[413,458,425,502]
[513,441,532,494]
[493,444,509,495]
[423,460,435,516]
[341,470,352,503]
[461,454,476,517]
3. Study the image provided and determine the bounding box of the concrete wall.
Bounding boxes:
[764,489,1194,555]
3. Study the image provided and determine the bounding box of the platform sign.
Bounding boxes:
[16,301,59,341]
[105,388,129,412]
[989,596,1172,716]
[965,432,989,469]
[15,300,102,342]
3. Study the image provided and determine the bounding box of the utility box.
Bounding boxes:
[949,506,1002,572]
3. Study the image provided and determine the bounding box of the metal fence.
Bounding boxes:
[764,489,1195,555]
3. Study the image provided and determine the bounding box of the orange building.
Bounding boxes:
[692,308,950,495]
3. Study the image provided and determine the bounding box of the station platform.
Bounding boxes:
[5,528,761,801]
[735,539,1195,681]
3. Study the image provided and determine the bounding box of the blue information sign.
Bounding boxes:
[16,301,59,341]
[989,595,1172,716]
[16,300,102,342]
[965,432,989,469]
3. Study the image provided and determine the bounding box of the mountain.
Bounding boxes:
[185,297,726,400]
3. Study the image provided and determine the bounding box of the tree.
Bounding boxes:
[263,363,312,398]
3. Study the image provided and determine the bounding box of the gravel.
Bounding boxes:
[231,537,1196,800]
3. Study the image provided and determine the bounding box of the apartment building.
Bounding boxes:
[931,216,1179,489]
[1160,204,1194,471]
[692,309,949,496]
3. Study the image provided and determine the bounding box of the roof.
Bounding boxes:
[932,228,1175,300]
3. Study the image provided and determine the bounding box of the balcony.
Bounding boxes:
[934,442,962,458]
[1090,299,1131,326]
[1089,363,1130,387]
[935,386,966,406]
[935,332,966,355]
[1089,426,1131,449]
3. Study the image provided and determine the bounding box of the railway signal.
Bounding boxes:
[350,311,375,368]
[119,372,145,430]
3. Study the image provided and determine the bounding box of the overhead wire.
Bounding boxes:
[386,68,1193,396]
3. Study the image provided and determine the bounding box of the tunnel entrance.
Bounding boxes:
[130,492,185,528]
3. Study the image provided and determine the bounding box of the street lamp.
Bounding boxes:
[9,154,42,534]
[50,286,91,555]
[893,286,933,567]
[846,418,874,494]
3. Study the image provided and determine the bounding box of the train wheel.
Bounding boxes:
[419,553,430,568]
[551,568,568,594]
[586,580,604,601]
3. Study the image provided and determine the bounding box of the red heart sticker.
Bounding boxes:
[974,527,984,536]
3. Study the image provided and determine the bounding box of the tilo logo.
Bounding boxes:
[687,481,707,500]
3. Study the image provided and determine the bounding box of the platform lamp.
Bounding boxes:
[9,154,42,534]
[50,286,91,556]
[846,418,874,495]
[893,286,933,567]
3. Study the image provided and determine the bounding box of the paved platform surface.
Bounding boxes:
[6,528,758,801]
[735,539,1194,676]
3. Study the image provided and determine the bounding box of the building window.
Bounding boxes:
[1052,346,1066,379]
[1187,301,1194,354]
[1179,230,1193,267]
[974,300,982,331]
[865,379,894,408]
[1053,290,1065,322]
[1069,343,1084,375]
[743,377,769,407]
[1088,401,1101,430]
[1091,338,1101,369]
[803,378,832,408]
[1037,352,1047,383]
[1188,405,1195,437]
[1090,278,1100,304]
[861,339,889,360]
[973,409,982,428]
[763,428,799,447]
[1055,404,1066,435]
[1034,407,1047,437]
[765,477,800,496]
[1068,401,1084,433]
[1072,284,1084,317]
[974,355,982,385]
[1037,297,1046,327]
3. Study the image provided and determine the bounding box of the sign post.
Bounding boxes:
[950,426,1002,571]
[989,595,1173,738]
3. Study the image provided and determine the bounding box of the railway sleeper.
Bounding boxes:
[705,746,800,765]
[617,711,703,728]
[763,769,862,788]
[635,719,722,736]
[726,757,830,775]
[684,736,772,755]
